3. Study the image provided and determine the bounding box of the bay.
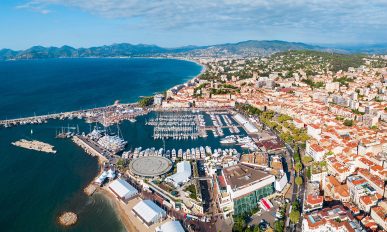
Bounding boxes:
[0,58,202,119]
[0,58,202,232]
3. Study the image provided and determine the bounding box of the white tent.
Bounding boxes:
[244,122,258,133]
[155,221,185,232]
[132,200,166,225]
[233,114,258,133]
[95,171,108,185]
[107,169,116,179]
[108,178,138,200]
[165,161,191,187]
[233,113,249,124]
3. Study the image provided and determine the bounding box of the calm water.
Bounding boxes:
[0,58,202,232]
[0,58,202,119]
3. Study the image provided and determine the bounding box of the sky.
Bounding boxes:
[1,0,387,50]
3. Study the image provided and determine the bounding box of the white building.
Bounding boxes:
[233,114,258,133]
[307,124,322,140]
[154,94,164,106]
[95,171,108,185]
[306,142,326,162]
[217,164,275,216]
[165,161,192,187]
[108,178,138,200]
[325,82,340,92]
[370,201,387,231]
[155,220,185,232]
[274,173,288,192]
[132,200,166,226]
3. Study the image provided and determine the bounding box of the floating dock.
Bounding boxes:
[12,139,56,154]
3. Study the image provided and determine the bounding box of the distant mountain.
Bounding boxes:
[0,43,207,60]
[180,40,330,57]
[0,40,385,60]
[332,43,387,55]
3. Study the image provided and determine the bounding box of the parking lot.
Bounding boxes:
[248,196,285,229]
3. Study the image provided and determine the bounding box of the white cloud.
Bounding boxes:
[16,0,387,42]
[16,1,51,14]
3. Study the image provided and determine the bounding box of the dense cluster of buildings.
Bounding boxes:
[160,54,387,231]
[85,53,386,231]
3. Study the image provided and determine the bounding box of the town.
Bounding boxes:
[3,51,387,232]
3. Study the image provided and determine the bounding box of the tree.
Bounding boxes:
[306,167,311,179]
[253,226,261,232]
[289,209,300,224]
[244,226,262,232]
[343,119,354,127]
[292,201,300,211]
[302,156,313,164]
[278,114,292,123]
[116,158,128,172]
[325,151,334,157]
[232,216,247,232]
[274,220,285,232]
[294,162,303,173]
[295,176,303,186]
[138,96,154,107]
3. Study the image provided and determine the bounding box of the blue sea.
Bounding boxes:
[0,58,202,232]
[0,58,202,119]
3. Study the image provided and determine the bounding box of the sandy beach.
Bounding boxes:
[97,188,139,232]
[76,57,207,231]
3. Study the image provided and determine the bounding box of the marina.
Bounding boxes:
[0,58,202,232]
[129,145,239,161]
[147,112,202,140]
[11,139,57,154]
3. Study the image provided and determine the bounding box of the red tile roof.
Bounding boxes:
[306,194,323,205]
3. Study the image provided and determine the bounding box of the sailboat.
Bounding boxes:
[30,129,33,135]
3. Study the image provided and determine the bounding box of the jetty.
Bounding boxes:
[72,136,109,163]
[0,103,145,128]
[12,139,56,153]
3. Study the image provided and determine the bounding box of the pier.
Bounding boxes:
[72,135,109,163]
[0,103,145,128]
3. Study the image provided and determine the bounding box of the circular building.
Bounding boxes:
[129,156,172,177]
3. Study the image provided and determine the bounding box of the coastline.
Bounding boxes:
[96,188,139,232]
[81,153,137,232]
[0,57,204,121]
[83,57,205,231]
[0,58,205,231]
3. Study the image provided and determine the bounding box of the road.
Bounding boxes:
[252,114,306,232]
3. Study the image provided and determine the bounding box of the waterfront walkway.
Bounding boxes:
[0,103,139,127]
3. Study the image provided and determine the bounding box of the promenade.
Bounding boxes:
[0,103,141,128]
